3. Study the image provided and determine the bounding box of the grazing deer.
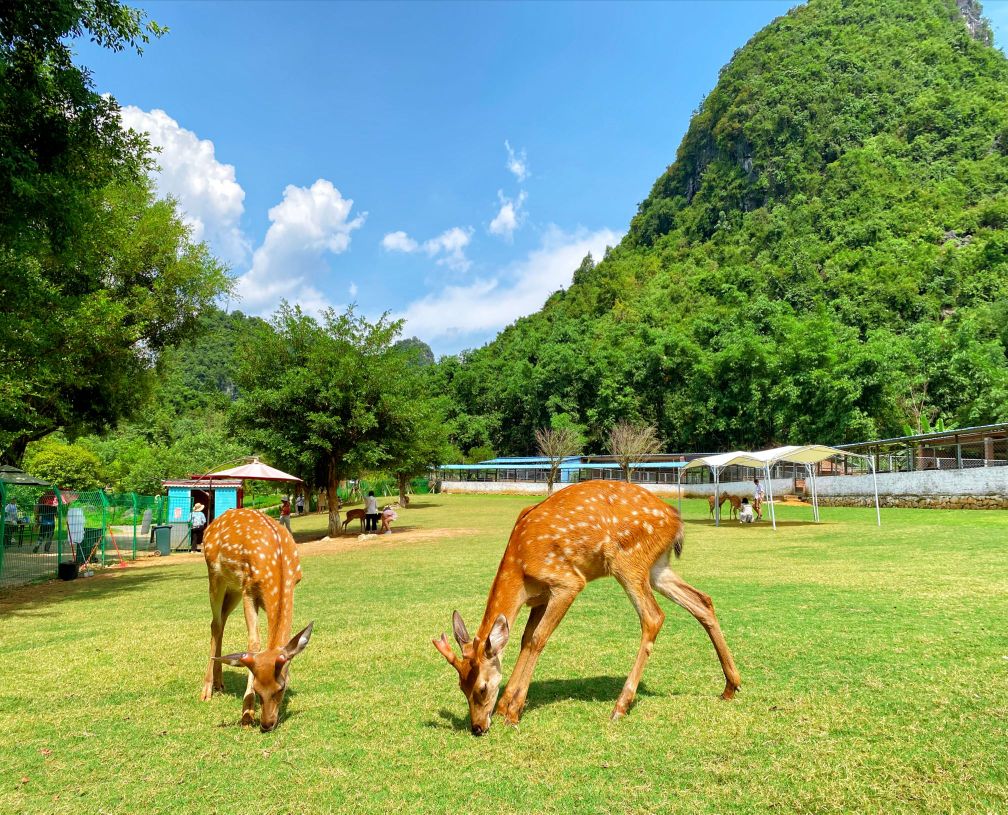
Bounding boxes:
[433,480,740,735]
[200,508,314,731]
[342,507,366,533]
[708,493,728,518]
[725,494,742,520]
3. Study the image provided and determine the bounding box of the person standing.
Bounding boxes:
[279,497,292,532]
[364,491,379,533]
[296,494,305,515]
[753,478,765,520]
[190,502,207,552]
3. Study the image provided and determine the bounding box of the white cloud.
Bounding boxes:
[233,179,366,316]
[382,225,473,271]
[402,225,619,351]
[489,189,527,240]
[505,140,529,182]
[381,230,419,252]
[120,106,250,265]
[349,282,359,299]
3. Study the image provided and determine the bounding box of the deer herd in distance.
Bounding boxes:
[198,481,740,734]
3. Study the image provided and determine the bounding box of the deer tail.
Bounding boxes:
[672,525,684,560]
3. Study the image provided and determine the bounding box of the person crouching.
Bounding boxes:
[739,497,755,524]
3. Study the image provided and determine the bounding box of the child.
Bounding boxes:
[739,497,755,524]
[380,505,397,534]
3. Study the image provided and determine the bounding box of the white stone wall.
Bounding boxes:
[440,480,683,497]
[814,467,1008,497]
[813,466,1008,509]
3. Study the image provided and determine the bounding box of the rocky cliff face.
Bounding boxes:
[957,0,993,45]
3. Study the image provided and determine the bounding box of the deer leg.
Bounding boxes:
[201,578,228,701]
[650,560,741,700]
[497,602,547,717]
[611,576,666,721]
[213,589,242,692]
[241,593,261,726]
[499,590,578,725]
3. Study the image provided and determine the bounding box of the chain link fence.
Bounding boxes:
[1,486,163,588]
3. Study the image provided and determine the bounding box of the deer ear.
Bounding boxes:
[452,611,471,647]
[282,621,314,660]
[219,652,256,669]
[485,614,509,657]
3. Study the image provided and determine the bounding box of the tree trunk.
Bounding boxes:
[547,465,555,496]
[397,472,410,507]
[326,457,341,537]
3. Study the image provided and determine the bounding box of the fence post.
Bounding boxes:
[131,492,138,561]
[99,491,109,566]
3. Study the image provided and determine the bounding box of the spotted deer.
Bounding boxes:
[200,508,314,731]
[433,480,740,735]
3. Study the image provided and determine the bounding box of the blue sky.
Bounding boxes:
[77,0,1008,357]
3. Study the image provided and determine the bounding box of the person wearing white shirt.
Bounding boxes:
[364,491,379,533]
[739,498,755,524]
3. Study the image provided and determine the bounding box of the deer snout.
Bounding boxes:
[471,723,486,736]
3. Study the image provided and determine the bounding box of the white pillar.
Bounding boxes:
[677,468,682,516]
[869,455,881,527]
[714,467,721,527]
[765,462,776,530]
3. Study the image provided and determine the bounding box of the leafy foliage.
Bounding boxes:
[230,304,449,535]
[0,1,230,464]
[435,0,1008,454]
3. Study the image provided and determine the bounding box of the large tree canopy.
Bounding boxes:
[231,305,449,536]
[0,1,230,463]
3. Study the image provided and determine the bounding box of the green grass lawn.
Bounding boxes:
[1,494,1006,814]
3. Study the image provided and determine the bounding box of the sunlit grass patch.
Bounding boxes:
[1,495,1006,814]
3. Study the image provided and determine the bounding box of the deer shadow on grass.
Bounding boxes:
[522,675,656,713]
[683,518,820,528]
[424,676,657,731]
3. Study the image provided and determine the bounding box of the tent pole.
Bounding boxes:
[714,467,720,527]
[869,454,881,527]
[812,464,820,521]
[677,468,682,516]
[765,463,776,530]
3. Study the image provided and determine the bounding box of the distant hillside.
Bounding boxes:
[435,0,1008,456]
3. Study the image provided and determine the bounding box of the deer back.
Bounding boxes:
[204,508,302,649]
[504,480,683,589]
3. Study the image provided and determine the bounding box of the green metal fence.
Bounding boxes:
[1,482,68,588]
[1,486,163,588]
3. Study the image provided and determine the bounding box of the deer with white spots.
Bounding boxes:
[433,480,740,735]
[200,508,314,731]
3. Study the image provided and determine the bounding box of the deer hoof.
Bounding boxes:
[720,682,739,701]
[199,684,214,701]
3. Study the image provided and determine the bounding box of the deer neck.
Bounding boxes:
[262,558,295,651]
[476,553,527,643]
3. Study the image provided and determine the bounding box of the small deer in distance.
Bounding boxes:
[434,480,740,735]
[200,508,314,731]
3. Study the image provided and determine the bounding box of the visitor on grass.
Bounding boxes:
[739,497,755,524]
[753,478,765,520]
[381,504,397,535]
[279,497,292,531]
[296,494,304,515]
[364,490,379,532]
[190,502,207,552]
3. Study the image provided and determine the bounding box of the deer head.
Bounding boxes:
[433,611,509,736]
[219,621,314,731]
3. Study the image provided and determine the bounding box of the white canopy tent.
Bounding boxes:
[680,445,880,529]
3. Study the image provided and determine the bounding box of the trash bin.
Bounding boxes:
[152,525,172,556]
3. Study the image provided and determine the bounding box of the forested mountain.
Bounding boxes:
[435,0,1008,456]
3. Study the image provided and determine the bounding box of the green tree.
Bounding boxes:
[231,304,439,537]
[0,2,230,464]
[23,438,104,490]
